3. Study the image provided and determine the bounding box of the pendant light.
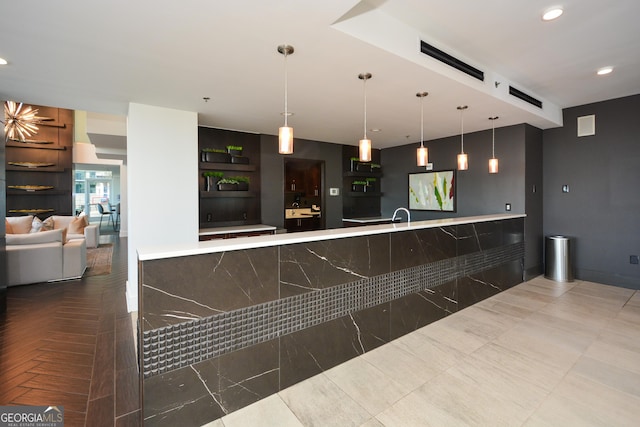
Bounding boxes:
[457,105,468,170]
[277,44,294,154]
[488,116,499,174]
[358,73,372,162]
[416,92,429,166]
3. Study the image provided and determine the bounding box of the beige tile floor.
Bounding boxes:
[204,276,640,427]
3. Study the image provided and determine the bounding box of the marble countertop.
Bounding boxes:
[139,213,525,261]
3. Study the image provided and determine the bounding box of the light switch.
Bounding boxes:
[562,185,569,193]
[505,203,511,211]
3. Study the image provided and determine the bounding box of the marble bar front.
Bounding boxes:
[138,214,525,426]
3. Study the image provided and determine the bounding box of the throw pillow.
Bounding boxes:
[6,215,34,234]
[5,219,14,234]
[68,216,87,234]
[42,216,55,231]
[30,216,43,233]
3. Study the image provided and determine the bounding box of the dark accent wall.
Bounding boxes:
[381,123,542,277]
[260,134,344,229]
[525,125,544,279]
[543,94,640,288]
[1,123,6,313]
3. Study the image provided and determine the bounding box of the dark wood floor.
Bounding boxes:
[0,230,140,426]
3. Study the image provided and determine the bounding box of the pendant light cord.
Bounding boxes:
[491,119,495,157]
[420,96,424,147]
[460,109,464,154]
[363,77,367,139]
[284,52,288,127]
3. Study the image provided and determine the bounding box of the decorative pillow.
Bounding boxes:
[5,219,14,234]
[61,227,68,244]
[42,216,55,231]
[68,216,87,234]
[30,216,44,233]
[6,228,64,245]
[6,215,34,234]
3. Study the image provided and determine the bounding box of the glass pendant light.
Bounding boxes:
[416,92,429,166]
[488,116,499,174]
[358,73,372,162]
[457,105,468,170]
[277,44,294,154]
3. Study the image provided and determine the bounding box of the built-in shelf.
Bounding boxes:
[343,171,383,178]
[6,141,66,150]
[348,192,383,197]
[199,162,257,172]
[7,190,67,196]
[200,190,257,198]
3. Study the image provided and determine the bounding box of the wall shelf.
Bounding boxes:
[6,141,66,150]
[200,191,257,198]
[199,162,256,172]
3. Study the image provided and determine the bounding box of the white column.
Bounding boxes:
[126,103,198,312]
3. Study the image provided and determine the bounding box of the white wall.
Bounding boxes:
[126,103,198,311]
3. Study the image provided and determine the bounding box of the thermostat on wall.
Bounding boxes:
[329,188,339,196]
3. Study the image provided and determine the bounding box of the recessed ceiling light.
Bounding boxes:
[0,57,8,65]
[542,7,563,21]
[597,66,613,76]
[370,128,381,132]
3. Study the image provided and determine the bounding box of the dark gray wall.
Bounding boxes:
[260,134,344,229]
[380,123,543,277]
[381,124,527,219]
[1,124,6,313]
[525,125,544,279]
[543,94,640,288]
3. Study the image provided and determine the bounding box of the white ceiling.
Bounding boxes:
[1,0,639,150]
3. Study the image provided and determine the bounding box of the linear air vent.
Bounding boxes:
[509,86,543,108]
[420,40,484,81]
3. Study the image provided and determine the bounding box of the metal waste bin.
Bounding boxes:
[545,235,574,282]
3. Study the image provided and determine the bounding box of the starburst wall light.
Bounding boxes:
[3,101,41,141]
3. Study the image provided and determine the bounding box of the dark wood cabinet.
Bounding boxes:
[5,105,73,218]
[198,127,261,228]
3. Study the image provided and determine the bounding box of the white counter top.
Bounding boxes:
[139,213,525,261]
[342,217,395,223]
[199,224,277,236]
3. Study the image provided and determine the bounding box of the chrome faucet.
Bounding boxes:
[292,202,300,208]
[392,207,410,223]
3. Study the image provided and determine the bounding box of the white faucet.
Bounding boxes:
[392,207,410,223]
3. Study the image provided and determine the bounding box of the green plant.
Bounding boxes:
[217,178,239,184]
[230,175,250,183]
[371,163,381,168]
[226,145,243,151]
[352,180,367,185]
[365,177,377,183]
[350,157,360,161]
[202,147,227,153]
[203,171,224,178]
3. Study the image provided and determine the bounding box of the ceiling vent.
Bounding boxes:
[509,85,543,109]
[420,40,484,82]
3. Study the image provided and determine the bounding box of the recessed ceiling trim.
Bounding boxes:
[420,40,484,81]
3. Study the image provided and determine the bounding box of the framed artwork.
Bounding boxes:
[408,170,456,212]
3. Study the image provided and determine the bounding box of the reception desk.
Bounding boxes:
[139,214,525,426]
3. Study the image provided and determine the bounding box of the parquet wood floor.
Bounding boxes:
[0,233,139,426]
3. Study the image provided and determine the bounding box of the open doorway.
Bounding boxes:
[74,167,121,228]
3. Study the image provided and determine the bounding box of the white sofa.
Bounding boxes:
[6,228,87,287]
[5,214,96,287]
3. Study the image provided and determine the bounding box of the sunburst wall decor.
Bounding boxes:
[3,101,40,141]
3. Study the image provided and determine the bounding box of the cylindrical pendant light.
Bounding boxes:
[358,73,372,162]
[278,44,294,154]
[416,92,429,167]
[488,116,499,174]
[457,105,468,170]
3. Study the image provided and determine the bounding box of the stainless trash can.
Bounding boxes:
[545,235,574,282]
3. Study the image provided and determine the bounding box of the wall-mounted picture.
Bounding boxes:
[408,170,456,212]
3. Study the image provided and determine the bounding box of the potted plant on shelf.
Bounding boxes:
[202,147,231,163]
[203,171,224,191]
[226,145,243,156]
[351,180,367,192]
[350,157,372,172]
[217,178,239,191]
[371,163,381,173]
[230,175,250,191]
[365,177,377,192]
